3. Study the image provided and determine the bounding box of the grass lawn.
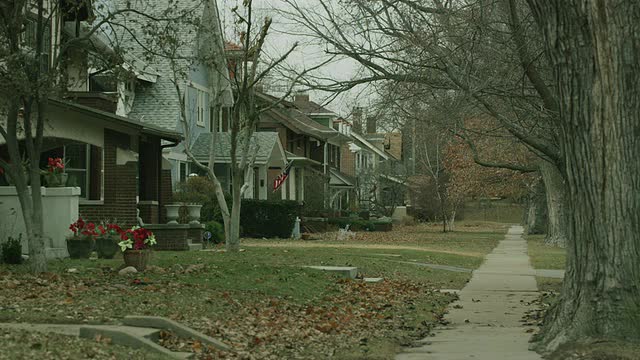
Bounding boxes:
[246,220,508,258]
[0,328,166,360]
[526,234,566,270]
[0,222,506,359]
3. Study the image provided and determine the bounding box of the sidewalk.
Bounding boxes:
[396,225,542,360]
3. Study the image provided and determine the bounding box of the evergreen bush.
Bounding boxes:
[240,199,300,238]
[1,235,23,264]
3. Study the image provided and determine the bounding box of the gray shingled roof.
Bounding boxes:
[109,0,229,131]
[190,132,282,164]
[294,99,336,115]
[256,92,337,140]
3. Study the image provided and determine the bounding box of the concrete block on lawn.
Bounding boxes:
[363,277,384,283]
[122,316,230,351]
[305,266,358,279]
[79,326,192,359]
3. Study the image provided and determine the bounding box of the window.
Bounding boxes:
[89,72,117,92]
[41,144,102,199]
[196,90,206,127]
[210,106,231,132]
[65,144,89,197]
[22,17,51,71]
[179,162,188,182]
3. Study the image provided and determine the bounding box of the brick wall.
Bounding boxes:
[159,169,173,223]
[138,202,159,224]
[67,93,118,113]
[79,130,137,228]
[340,143,356,177]
[148,227,189,251]
[385,132,403,160]
[188,224,204,244]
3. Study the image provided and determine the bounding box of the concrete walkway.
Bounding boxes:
[396,226,542,360]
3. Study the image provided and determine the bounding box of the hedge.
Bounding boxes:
[327,217,393,232]
[240,199,301,238]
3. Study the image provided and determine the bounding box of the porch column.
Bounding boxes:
[259,166,268,200]
[289,168,296,200]
[138,136,161,224]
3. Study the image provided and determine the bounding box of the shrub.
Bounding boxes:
[240,199,301,238]
[1,235,23,264]
[204,221,225,244]
[173,177,229,223]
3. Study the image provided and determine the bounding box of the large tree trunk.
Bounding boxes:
[5,101,47,273]
[539,161,568,247]
[14,185,47,273]
[529,0,640,351]
[226,170,242,252]
[524,178,547,235]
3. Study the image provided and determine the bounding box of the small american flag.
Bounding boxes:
[273,162,293,192]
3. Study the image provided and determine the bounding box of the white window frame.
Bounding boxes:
[188,82,210,128]
[196,90,206,127]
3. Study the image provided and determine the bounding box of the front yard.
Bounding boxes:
[1,222,507,359]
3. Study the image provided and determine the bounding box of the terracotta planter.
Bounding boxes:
[66,237,93,259]
[165,204,181,224]
[187,204,202,224]
[123,249,151,271]
[95,235,120,259]
[44,173,68,187]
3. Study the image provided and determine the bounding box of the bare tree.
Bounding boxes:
[283,0,640,351]
[171,1,328,251]
[280,0,569,247]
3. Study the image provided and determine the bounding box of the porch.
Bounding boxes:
[0,98,183,257]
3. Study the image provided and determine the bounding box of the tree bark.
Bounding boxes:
[226,168,243,252]
[524,179,547,235]
[5,98,48,272]
[528,0,640,351]
[539,161,567,247]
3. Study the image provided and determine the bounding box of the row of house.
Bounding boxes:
[0,0,405,240]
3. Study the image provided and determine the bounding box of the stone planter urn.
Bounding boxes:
[187,204,203,224]
[165,204,181,224]
[44,173,68,187]
[66,237,94,259]
[95,235,120,259]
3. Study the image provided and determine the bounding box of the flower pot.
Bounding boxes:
[165,204,181,224]
[66,238,93,259]
[187,204,203,225]
[123,249,151,271]
[95,235,120,259]
[44,173,68,187]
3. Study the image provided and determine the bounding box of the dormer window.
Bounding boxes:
[21,17,51,71]
[60,0,94,22]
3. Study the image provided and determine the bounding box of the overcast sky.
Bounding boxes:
[218,0,376,116]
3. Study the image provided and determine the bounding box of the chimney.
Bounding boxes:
[352,107,363,134]
[366,116,377,134]
[294,92,309,105]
